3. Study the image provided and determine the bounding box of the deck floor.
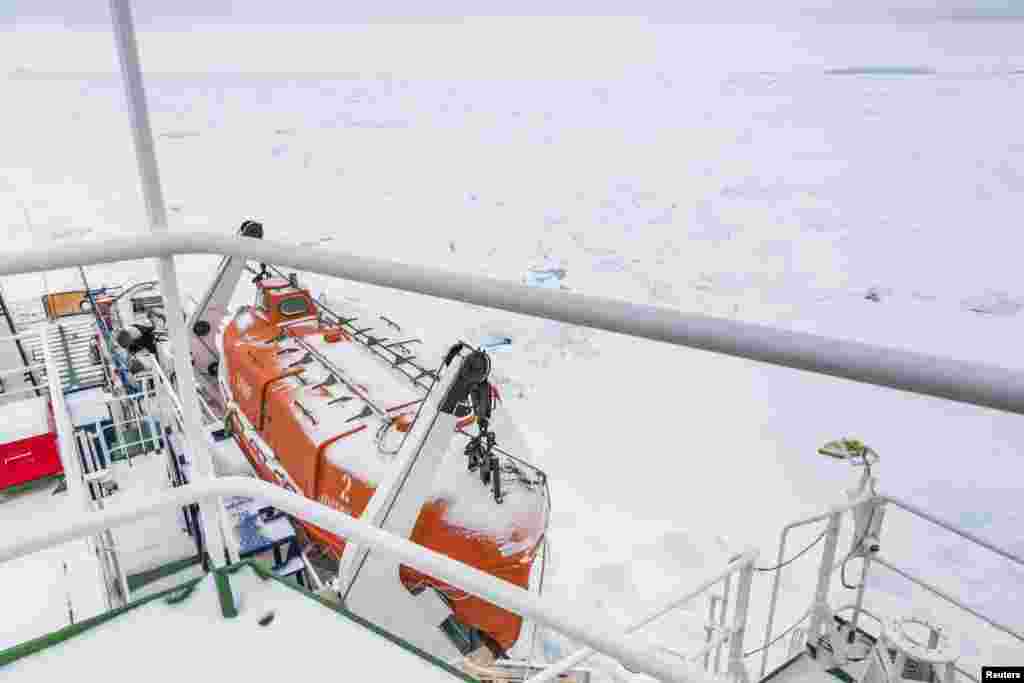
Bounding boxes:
[3,565,466,682]
[0,483,108,651]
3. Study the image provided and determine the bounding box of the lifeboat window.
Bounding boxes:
[279,296,310,317]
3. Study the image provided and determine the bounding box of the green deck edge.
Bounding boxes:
[126,554,202,592]
[0,574,205,668]
[0,560,475,682]
[240,561,478,683]
[0,474,64,497]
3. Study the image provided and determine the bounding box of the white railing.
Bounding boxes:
[4,231,1024,418]
[1,4,1015,679]
[756,492,1024,681]
[0,476,704,683]
[865,496,1024,682]
[757,493,870,677]
[530,551,757,683]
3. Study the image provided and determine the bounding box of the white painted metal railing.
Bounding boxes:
[6,232,1024,418]
[757,493,870,677]
[867,496,1024,683]
[756,492,1023,682]
[0,476,703,683]
[0,4,1018,678]
[529,551,757,683]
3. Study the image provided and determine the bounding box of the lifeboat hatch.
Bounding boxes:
[253,275,317,328]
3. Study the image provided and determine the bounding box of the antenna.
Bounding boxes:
[818,438,879,466]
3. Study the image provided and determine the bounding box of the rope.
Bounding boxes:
[754,529,829,573]
[841,502,876,589]
[744,606,813,658]
[841,463,878,589]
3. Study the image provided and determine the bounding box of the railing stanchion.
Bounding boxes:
[728,556,756,683]
[807,511,842,651]
[715,570,732,674]
[850,499,882,635]
[108,0,227,572]
[704,595,719,671]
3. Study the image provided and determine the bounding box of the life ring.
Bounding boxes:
[884,615,958,665]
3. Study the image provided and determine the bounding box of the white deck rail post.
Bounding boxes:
[38,323,89,511]
[108,0,226,569]
[727,556,756,683]
[850,497,882,635]
[807,511,842,652]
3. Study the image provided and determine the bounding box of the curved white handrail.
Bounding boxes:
[0,476,702,683]
[1,232,1024,416]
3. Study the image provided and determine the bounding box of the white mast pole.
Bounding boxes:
[108,0,226,568]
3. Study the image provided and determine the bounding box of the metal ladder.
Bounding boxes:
[23,316,108,392]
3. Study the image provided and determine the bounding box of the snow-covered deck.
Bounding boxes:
[0,486,108,652]
[1,564,471,682]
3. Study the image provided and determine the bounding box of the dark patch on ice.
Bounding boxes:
[525,267,567,289]
[50,226,93,240]
[958,510,994,529]
[258,611,275,626]
[826,66,936,76]
[865,287,885,302]
[480,335,513,352]
[543,212,567,228]
[159,130,201,139]
[592,254,626,273]
[345,119,408,129]
[961,291,1024,316]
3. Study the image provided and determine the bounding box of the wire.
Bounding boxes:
[840,503,876,589]
[840,459,878,589]
[744,606,814,658]
[755,529,828,572]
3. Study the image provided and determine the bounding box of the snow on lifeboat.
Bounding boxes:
[218,274,549,657]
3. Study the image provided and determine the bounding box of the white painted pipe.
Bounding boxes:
[108,0,226,569]
[0,231,1023,417]
[38,323,88,511]
[0,476,703,683]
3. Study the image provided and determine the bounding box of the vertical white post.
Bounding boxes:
[39,323,89,512]
[808,511,842,651]
[704,595,719,671]
[728,559,755,683]
[851,498,881,635]
[108,0,225,568]
[715,572,732,673]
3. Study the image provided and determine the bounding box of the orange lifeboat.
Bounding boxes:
[219,277,548,655]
